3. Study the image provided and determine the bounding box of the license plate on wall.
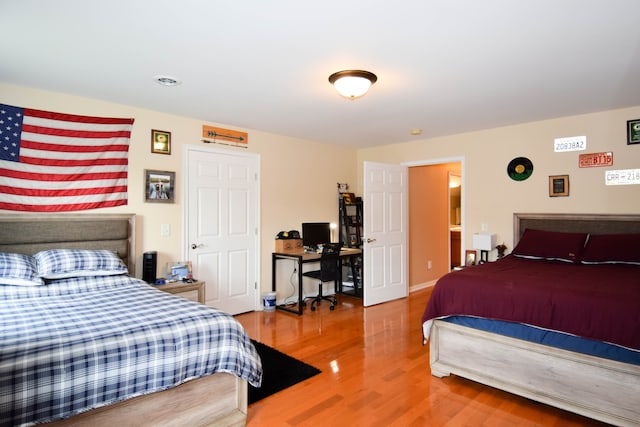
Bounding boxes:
[579,152,613,168]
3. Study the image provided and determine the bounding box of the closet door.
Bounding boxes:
[185,146,260,314]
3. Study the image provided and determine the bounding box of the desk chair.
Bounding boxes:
[303,243,342,311]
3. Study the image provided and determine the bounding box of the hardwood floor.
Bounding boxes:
[235,288,609,427]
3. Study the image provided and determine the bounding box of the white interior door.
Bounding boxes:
[363,161,408,306]
[185,146,260,315]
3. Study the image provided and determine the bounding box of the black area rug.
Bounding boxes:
[249,339,321,404]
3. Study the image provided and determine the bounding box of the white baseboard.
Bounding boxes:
[410,280,438,293]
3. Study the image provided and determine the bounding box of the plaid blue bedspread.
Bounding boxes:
[0,276,262,426]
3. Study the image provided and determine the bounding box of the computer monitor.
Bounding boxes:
[302,222,331,249]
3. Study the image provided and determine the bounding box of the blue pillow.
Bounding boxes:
[34,249,128,279]
[0,252,44,286]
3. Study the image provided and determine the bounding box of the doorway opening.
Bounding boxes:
[406,158,463,291]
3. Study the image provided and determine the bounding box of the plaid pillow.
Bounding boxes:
[0,252,44,286]
[34,249,128,279]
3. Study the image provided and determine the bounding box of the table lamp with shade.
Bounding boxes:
[472,233,497,264]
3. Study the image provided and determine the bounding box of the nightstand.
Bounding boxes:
[155,280,206,304]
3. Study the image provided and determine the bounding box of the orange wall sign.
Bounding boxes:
[202,125,248,145]
[579,151,613,168]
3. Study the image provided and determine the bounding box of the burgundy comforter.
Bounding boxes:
[422,255,640,350]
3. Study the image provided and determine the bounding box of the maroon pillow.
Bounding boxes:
[581,234,640,265]
[512,229,588,263]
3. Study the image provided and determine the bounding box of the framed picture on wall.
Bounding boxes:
[549,175,569,197]
[151,129,171,154]
[627,119,640,145]
[145,169,175,203]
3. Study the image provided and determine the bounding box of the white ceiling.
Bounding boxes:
[2,0,640,148]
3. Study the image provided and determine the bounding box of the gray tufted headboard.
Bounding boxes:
[514,212,640,248]
[0,213,136,274]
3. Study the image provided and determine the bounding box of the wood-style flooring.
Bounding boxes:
[235,288,609,427]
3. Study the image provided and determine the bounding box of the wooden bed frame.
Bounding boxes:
[429,213,640,427]
[0,213,249,427]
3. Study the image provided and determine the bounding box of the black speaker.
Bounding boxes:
[142,251,157,283]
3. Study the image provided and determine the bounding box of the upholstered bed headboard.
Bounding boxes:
[514,213,640,246]
[0,213,136,274]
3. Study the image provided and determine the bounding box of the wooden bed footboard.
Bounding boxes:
[46,373,248,427]
[429,320,640,427]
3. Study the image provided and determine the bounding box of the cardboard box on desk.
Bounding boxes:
[275,239,302,253]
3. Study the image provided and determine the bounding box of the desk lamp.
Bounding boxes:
[473,233,497,264]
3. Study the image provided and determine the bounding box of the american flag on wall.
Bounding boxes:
[0,103,134,212]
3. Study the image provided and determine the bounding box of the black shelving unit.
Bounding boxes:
[339,193,363,297]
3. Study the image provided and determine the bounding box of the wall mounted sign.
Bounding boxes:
[554,136,586,152]
[507,157,534,181]
[579,151,613,168]
[627,119,640,145]
[202,125,248,146]
[605,169,640,186]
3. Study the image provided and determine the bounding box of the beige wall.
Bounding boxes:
[3,82,639,296]
[0,83,358,293]
[358,106,640,259]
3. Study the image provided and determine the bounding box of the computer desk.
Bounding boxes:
[271,247,362,315]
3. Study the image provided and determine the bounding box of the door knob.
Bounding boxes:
[366,238,376,243]
[191,243,202,250]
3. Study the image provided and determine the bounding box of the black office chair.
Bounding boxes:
[303,242,342,311]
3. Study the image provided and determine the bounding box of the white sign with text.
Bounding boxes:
[554,136,587,152]
[605,169,640,186]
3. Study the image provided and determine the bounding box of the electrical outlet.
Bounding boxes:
[481,223,488,231]
[160,224,170,236]
[427,260,432,270]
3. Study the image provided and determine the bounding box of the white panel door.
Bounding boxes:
[363,161,408,307]
[185,146,260,315]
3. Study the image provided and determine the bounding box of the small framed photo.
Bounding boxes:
[627,119,640,145]
[167,261,192,281]
[549,175,569,197]
[465,250,477,267]
[145,169,175,203]
[151,129,171,154]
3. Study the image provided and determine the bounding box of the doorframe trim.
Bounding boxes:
[183,144,262,310]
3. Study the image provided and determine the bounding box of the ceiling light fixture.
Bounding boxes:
[328,70,377,100]
[153,75,182,86]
